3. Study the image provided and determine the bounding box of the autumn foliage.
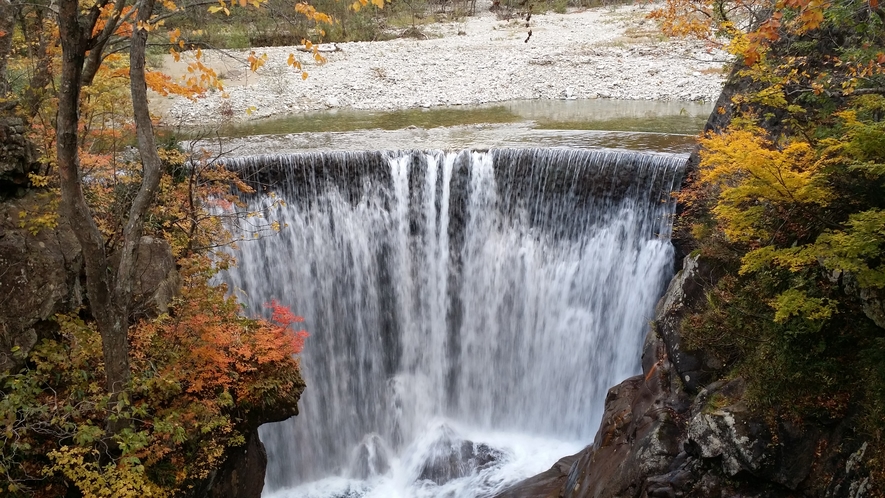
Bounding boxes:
[1,2,319,491]
[2,251,308,495]
[661,0,885,487]
[132,284,307,408]
[1,115,310,493]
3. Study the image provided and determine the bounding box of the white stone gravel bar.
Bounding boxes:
[157,3,730,126]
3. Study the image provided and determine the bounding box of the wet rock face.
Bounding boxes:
[558,327,689,498]
[350,434,392,480]
[495,454,578,498]
[416,427,503,486]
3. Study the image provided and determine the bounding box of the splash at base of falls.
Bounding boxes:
[220,149,686,497]
[264,421,584,498]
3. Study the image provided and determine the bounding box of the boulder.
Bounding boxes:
[0,194,183,373]
[0,113,40,197]
[129,236,181,318]
[857,284,885,330]
[349,433,392,479]
[197,428,268,498]
[0,191,82,373]
[654,253,725,393]
[416,425,503,486]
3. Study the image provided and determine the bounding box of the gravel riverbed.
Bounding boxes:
[157,3,730,127]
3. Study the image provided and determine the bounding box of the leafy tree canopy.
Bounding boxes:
[663,0,885,488]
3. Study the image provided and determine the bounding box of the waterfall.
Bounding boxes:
[220,148,685,498]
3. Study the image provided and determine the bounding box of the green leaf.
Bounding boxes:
[771,288,837,324]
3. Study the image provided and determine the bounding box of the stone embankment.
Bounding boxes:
[157,4,730,126]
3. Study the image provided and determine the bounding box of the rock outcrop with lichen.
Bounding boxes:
[0,103,39,198]
[0,192,83,373]
[0,192,183,374]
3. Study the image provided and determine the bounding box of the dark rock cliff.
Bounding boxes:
[0,104,40,199]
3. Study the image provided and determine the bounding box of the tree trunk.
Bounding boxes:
[56,0,166,431]
[83,0,127,86]
[56,0,132,412]
[0,0,14,97]
[20,6,55,118]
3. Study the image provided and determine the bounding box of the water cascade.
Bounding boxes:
[220,148,686,498]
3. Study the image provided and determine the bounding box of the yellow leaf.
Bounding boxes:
[302,71,309,80]
[248,51,267,72]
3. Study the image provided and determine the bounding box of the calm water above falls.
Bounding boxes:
[179,99,713,156]
[220,148,685,497]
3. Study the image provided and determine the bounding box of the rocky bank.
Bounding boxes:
[495,253,875,498]
[157,3,729,127]
[0,139,292,497]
